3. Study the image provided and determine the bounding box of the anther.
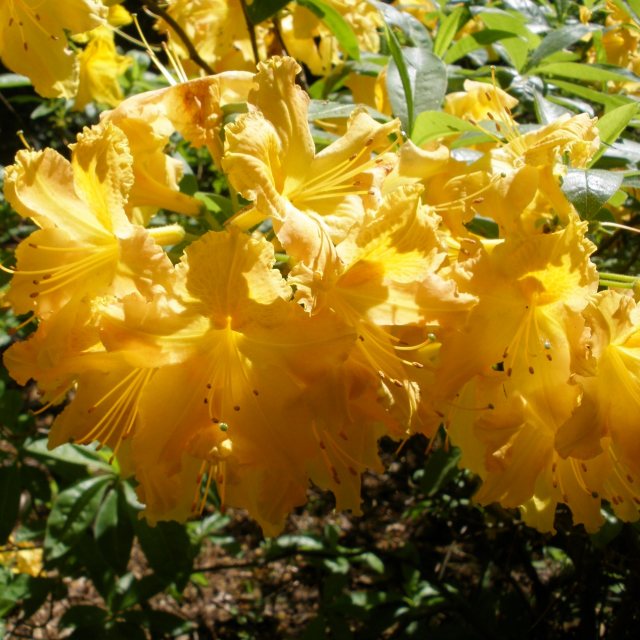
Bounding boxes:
[528,366,535,374]
[233,405,240,411]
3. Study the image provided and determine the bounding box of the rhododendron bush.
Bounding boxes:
[2,0,640,636]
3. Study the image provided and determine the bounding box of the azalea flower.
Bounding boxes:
[0,0,107,98]
[223,57,400,245]
[74,25,132,110]
[98,229,361,533]
[102,71,253,221]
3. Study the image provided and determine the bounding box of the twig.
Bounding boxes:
[238,0,260,66]
[143,0,215,75]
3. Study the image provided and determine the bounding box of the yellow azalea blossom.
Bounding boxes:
[288,185,474,433]
[223,57,400,245]
[279,0,382,75]
[102,72,253,222]
[444,79,519,123]
[423,111,599,238]
[3,121,179,318]
[557,291,640,486]
[0,0,107,98]
[451,376,639,532]
[98,229,363,534]
[439,219,611,529]
[74,26,132,110]
[155,0,263,74]
[437,217,597,409]
[0,539,43,577]
[344,66,392,116]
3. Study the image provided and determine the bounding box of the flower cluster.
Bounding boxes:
[4,51,640,536]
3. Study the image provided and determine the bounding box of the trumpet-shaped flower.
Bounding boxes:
[3,121,178,319]
[98,229,365,534]
[223,57,400,245]
[0,0,107,98]
[75,26,132,110]
[102,72,253,221]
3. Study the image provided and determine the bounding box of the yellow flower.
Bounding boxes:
[223,57,400,245]
[155,0,261,74]
[3,121,178,319]
[440,218,598,512]
[279,0,382,75]
[98,229,359,534]
[444,79,519,123]
[75,26,132,110]
[102,72,253,222]
[0,539,43,577]
[0,0,107,98]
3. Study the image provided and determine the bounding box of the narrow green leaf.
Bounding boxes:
[444,29,516,64]
[533,91,572,125]
[245,0,290,24]
[433,6,469,58]
[411,111,484,146]
[549,79,633,109]
[419,447,462,496]
[307,99,388,122]
[527,24,594,69]
[561,169,624,219]
[0,465,21,545]
[297,0,360,60]
[498,35,531,71]
[45,476,112,560]
[385,25,414,133]
[60,605,108,630]
[388,48,446,134]
[590,103,639,166]
[535,62,640,85]
[478,10,539,44]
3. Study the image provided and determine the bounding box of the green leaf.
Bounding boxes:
[0,574,30,618]
[535,62,640,85]
[419,447,462,496]
[433,6,470,58]
[298,0,360,60]
[591,103,639,167]
[526,24,593,69]
[444,29,515,64]
[369,0,432,49]
[307,99,387,122]
[60,605,108,630]
[135,519,194,589]
[45,476,112,560]
[411,111,484,146]
[25,439,113,473]
[548,79,633,110]
[94,485,134,575]
[245,0,289,24]
[533,91,572,125]
[0,464,21,545]
[385,26,414,134]
[387,47,447,134]
[0,73,30,89]
[561,169,624,220]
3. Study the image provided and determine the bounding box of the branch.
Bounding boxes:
[143,0,215,76]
